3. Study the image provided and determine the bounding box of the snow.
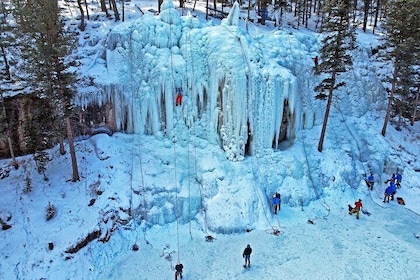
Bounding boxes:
[1,1,420,280]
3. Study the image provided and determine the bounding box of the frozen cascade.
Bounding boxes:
[80,1,382,161]
[84,3,300,161]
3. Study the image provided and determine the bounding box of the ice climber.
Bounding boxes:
[175,88,183,106]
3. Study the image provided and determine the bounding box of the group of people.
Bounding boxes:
[349,171,404,221]
[383,172,402,203]
[174,244,253,277]
[365,171,403,203]
[176,172,404,277]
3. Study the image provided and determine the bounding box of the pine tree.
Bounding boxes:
[381,0,420,135]
[13,0,80,181]
[0,1,19,169]
[314,0,356,152]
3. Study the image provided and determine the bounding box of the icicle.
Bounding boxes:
[222,2,240,26]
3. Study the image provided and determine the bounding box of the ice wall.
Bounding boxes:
[81,1,342,161]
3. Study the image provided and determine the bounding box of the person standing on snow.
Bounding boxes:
[385,173,396,184]
[383,181,397,203]
[349,199,363,219]
[242,244,252,268]
[366,173,375,191]
[272,192,281,214]
[175,263,183,279]
[395,172,402,188]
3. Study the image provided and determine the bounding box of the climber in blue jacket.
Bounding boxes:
[395,172,402,188]
[383,182,397,203]
[366,173,374,191]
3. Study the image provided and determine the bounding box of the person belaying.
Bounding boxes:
[395,172,402,188]
[349,199,363,219]
[272,192,281,215]
[366,173,374,191]
[385,173,396,184]
[175,263,183,279]
[383,181,397,203]
[242,244,252,268]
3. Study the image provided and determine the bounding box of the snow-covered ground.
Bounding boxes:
[1,1,419,279]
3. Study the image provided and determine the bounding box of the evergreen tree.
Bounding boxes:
[314,0,356,152]
[0,1,18,168]
[381,0,420,136]
[13,0,80,181]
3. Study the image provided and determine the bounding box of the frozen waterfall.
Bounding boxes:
[79,1,379,161]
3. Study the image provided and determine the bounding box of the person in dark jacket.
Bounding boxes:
[175,263,183,279]
[242,244,252,268]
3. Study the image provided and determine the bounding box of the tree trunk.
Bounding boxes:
[411,88,419,126]
[121,0,124,22]
[66,117,79,182]
[17,99,27,152]
[158,0,163,13]
[353,0,358,23]
[373,0,380,34]
[77,0,85,31]
[100,0,109,17]
[59,136,66,155]
[318,73,336,152]
[110,0,120,21]
[0,44,11,80]
[1,94,18,169]
[362,0,369,32]
[85,0,90,20]
[381,66,398,136]
[261,0,267,25]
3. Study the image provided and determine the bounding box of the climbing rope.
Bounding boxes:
[250,156,284,235]
[127,26,151,247]
[221,24,284,235]
[185,28,194,241]
[169,7,181,264]
[182,25,211,239]
[300,131,331,221]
